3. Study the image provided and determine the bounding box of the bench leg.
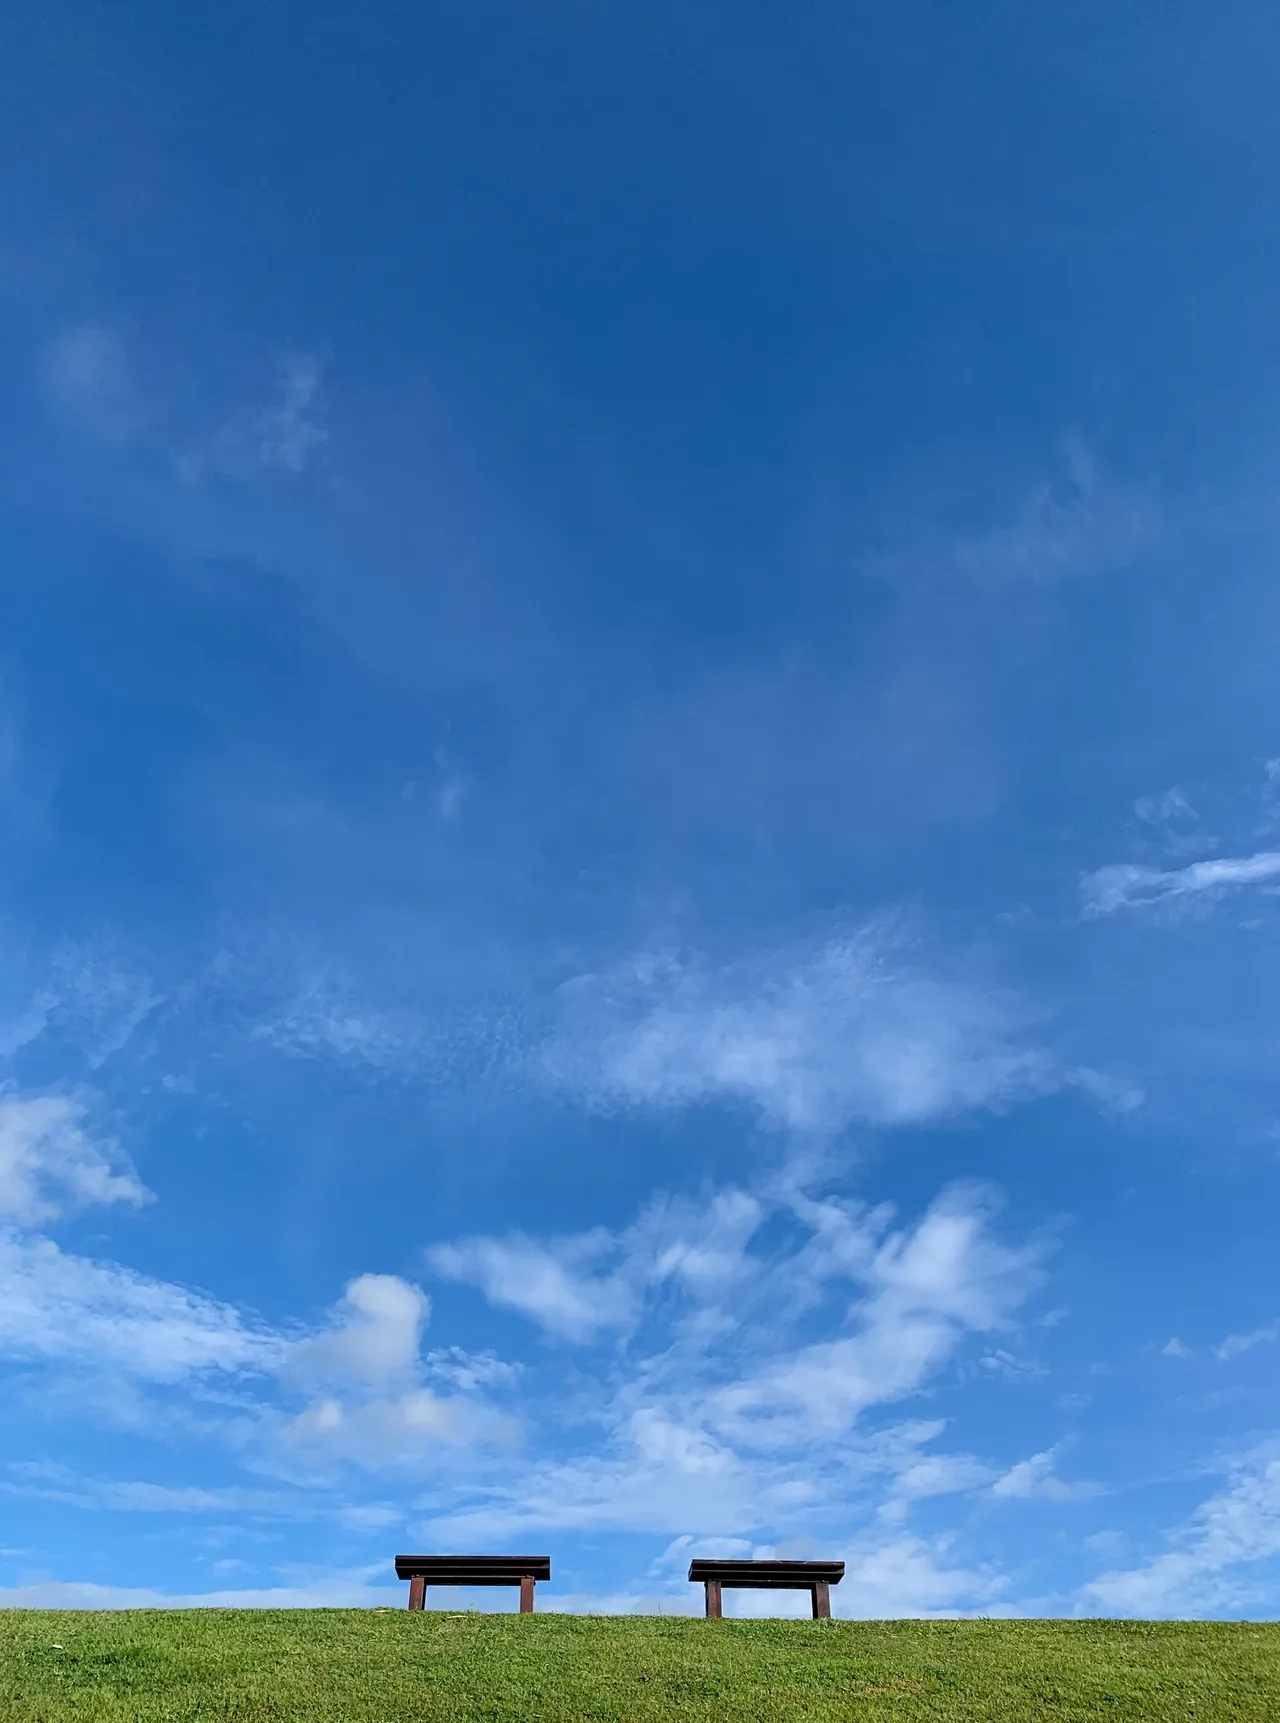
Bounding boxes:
[408,1576,426,1612]
[811,1581,830,1621]
[704,1579,723,1620]
[519,1575,535,1614]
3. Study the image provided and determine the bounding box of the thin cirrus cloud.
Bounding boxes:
[951,441,1159,587]
[37,322,326,482]
[0,1231,280,1382]
[1081,1445,1280,1617]
[535,925,1060,1135]
[180,352,328,482]
[1082,850,1280,916]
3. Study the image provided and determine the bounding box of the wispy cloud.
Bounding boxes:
[426,1178,1047,1550]
[0,1569,397,1611]
[1132,787,1215,858]
[0,1230,279,1381]
[537,925,1060,1134]
[429,1188,763,1344]
[1214,1322,1279,1362]
[1082,1445,1280,1616]
[989,1446,1090,1502]
[0,1093,149,1225]
[0,945,160,1068]
[1082,850,1280,915]
[179,352,327,482]
[39,325,146,447]
[255,353,327,473]
[952,440,1158,586]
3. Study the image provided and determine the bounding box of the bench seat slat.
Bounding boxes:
[688,1559,844,1587]
[395,1555,551,1583]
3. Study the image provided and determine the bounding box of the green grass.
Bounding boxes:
[0,1609,1277,1721]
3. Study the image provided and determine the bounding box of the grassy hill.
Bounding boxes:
[1,1608,1277,1720]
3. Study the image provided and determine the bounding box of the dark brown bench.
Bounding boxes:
[688,1558,845,1620]
[394,1554,551,1613]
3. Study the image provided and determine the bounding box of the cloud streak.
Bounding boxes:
[537,925,1059,1134]
[1082,1446,1280,1616]
[1082,850,1280,915]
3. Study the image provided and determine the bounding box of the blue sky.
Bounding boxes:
[1,0,1279,1617]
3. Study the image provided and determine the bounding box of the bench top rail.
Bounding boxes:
[688,1559,844,1588]
[395,1555,551,1584]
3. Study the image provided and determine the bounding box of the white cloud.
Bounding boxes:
[0,1570,396,1610]
[537,926,1058,1134]
[0,1093,149,1225]
[279,1386,518,1467]
[422,1346,523,1392]
[0,1209,518,1474]
[708,1187,1040,1450]
[0,1230,280,1381]
[289,1273,430,1386]
[4,1466,287,1516]
[276,1276,520,1470]
[990,1447,1085,1502]
[1082,850,1280,915]
[430,1188,766,1344]
[1214,1322,1279,1362]
[833,1535,1004,1617]
[425,1180,1042,1558]
[881,1452,995,1514]
[1132,787,1213,857]
[430,1230,635,1342]
[1082,1446,1280,1616]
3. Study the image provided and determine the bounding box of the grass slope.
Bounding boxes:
[1,1610,1277,1721]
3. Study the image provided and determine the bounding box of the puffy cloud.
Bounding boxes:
[279,1386,518,1468]
[430,1188,765,1344]
[0,1224,518,1474]
[430,1231,635,1343]
[289,1273,429,1386]
[0,1093,150,1225]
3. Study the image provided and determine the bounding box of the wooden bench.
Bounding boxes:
[394,1554,551,1613]
[688,1558,845,1620]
